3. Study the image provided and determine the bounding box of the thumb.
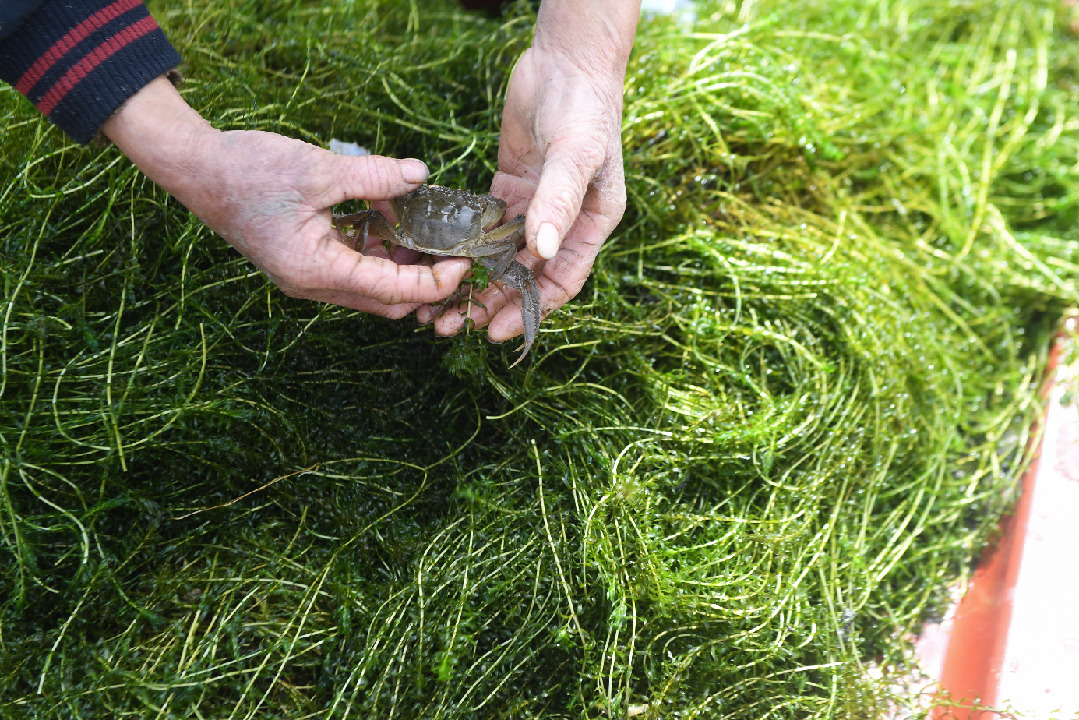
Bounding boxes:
[526,137,606,259]
[317,152,430,206]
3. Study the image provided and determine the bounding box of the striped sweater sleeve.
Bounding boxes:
[0,0,181,144]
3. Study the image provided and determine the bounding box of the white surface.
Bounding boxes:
[328,139,369,157]
[997,334,1079,718]
[640,0,697,20]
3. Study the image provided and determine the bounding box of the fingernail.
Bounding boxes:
[536,222,560,259]
[400,159,429,184]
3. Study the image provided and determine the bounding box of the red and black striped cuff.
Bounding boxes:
[0,0,181,144]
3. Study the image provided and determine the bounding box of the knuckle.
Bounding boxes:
[358,156,395,193]
[541,181,585,228]
[369,266,410,305]
[577,136,608,171]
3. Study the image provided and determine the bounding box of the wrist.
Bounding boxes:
[102,75,219,200]
[533,0,640,81]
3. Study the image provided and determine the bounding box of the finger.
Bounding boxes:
[431,280,517,336]
[426,244,545,336]
[416,304,436,325]
[486,304,528,342]
[317,242,471,305]
[315,152,430,208]
[484,262,574,342]
[536,216,604,300]
[309,293,424,320]
[525,136,606,259]
[426,289,497,335]
[480,226,601,341]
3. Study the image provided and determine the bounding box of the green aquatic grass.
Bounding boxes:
[2,0,1078,717]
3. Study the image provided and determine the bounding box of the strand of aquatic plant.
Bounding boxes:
[2,0,1078,718]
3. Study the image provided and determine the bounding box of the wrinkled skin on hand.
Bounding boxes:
[181,131,474,319]
[101,78,472,321]
[416,44,629,345]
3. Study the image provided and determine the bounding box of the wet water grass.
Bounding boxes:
[2,0,1078,717]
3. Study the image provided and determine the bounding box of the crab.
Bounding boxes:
[333,185,541,366]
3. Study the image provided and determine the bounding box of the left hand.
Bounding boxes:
[102,78,472,320]
[416,43,629,343]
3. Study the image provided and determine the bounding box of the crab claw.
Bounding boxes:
[483,257,540,367]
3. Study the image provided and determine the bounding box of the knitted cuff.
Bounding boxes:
[0,0,181,144]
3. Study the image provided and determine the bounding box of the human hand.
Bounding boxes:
[103,78,471,318]
[416,40,632,344]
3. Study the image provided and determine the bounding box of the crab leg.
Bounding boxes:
[332,210,400,252]
[482,254,540,367]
